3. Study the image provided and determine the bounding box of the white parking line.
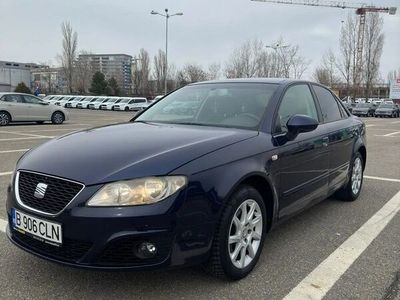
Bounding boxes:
[0,131,53,138]
[366,124,376,127]
[0,172,13,176]
[364,175,400,183]
[383,131,400,137]
[391,121,400,124]
[0,136,53,142]
[283,190,400,300]
[0,149,29,154]
[17,128,84,133]
[0,219,7,233]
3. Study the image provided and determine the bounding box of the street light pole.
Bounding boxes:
[151,8,183,95]
[165,9,168,95]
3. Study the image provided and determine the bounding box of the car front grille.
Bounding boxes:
[96,236,171,266]
[17,171,84,215]
[12,229,92,262]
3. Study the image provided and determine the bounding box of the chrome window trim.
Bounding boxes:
[15,170,85,217]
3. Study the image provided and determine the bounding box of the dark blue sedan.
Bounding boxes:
[6,79,366,280]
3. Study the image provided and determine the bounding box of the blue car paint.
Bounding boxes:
[6,79,366,270]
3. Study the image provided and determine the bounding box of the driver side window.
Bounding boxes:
[276,84,318,132]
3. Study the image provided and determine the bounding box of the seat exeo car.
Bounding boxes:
[6,79,366,280]
[0,93,68,126]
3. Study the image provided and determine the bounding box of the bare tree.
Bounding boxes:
[75,50,93,94]
[207,63,221,80]
[337,14,357,97]
[133,49,151,96]
[363,14,384,100]
[225,38,308,79]
[225,39,264,78]
[153,49,166,94]
[60,21,77,94]
[313,50,340,87]
[180,64,208,83]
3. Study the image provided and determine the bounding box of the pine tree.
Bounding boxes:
[89,72,108,95]
[14,82,31,94]
[108,77,120,96]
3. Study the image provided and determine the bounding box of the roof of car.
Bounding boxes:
[0,92,32,96]
[190,78,308,85]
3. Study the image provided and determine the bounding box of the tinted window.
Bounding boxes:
[313,85,342,122]
[276,84,318,132]
[2,94,22,103]
[137,83,278,129]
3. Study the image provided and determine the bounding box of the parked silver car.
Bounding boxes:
[0,93,69,126]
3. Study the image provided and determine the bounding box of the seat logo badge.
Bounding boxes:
[272,155,278,161]
[34,183,48,199]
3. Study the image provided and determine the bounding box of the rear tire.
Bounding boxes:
[51,112,65,125]
[204,185,267,280]
[0,111,11,126]
[335,152,364,202]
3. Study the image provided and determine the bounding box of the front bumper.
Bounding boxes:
[6,177,214,270]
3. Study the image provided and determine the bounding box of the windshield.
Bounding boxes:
[379,104,393,108]
[136,83,278,129]
[356,103,371,108]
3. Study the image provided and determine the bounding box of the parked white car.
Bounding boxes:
[65,96,84,108]
[0,92,69,126]
[114,97,148,111]
[88,97,110,109]
[76,97,97,109]
[99,97,122,110]
[55,95,75,107]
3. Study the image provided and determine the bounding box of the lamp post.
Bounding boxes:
[151,8,183,95]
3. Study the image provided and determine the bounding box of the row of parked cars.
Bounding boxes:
[343,101,400,118]
[42,95,164,112]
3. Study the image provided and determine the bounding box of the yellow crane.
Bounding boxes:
[251,0,397,86]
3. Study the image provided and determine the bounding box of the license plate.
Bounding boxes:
[12,208,62,246]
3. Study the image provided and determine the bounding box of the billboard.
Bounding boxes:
[389,79,400,100]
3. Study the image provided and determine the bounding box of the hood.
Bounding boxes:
[376,108,393,112]
[353,107,370,112]
[18,122,257,185]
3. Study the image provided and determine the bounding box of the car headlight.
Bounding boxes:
[87,176,187,206]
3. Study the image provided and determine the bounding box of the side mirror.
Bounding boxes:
[286,114,318,140]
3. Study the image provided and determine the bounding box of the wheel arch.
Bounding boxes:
[225,172,278,233]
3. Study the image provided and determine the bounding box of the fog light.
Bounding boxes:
[137,242,157,258]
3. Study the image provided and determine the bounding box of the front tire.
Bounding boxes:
[205,185,267,280]
[0,111,11,126]
[335,152,364,201]
[51,112,65,125]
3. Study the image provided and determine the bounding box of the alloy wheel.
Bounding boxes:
[0,112,10,125]
[351,157,362,195]
[228,199,263,269]
[52,113,64,124]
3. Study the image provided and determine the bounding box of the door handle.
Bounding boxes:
[322,137,329,147]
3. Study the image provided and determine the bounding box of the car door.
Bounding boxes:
[273,83,330,219]
[22,95,52,121]
[0,94,27,121]
[311,84,355,193]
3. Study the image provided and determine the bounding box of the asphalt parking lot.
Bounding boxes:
[0,110,399,300]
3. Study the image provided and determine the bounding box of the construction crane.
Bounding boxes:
[251,0,397,91]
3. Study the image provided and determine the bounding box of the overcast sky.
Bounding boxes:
[1,0,399,81]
